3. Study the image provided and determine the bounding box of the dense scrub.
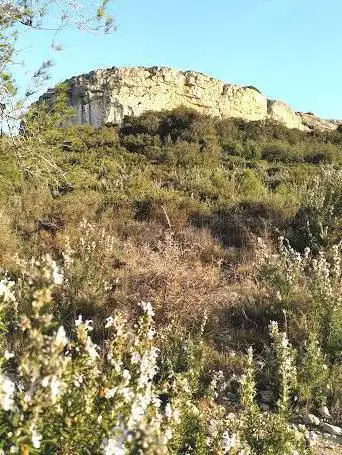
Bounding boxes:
[1,107,342,453]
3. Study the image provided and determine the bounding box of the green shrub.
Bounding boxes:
[0,257,313,454]
[262,142,303,163]
[236,169,267,199]
[288,167,342,251]
[256,237,342,410]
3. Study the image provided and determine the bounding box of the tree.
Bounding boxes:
[0,0,114,133]
[0,0,114,187]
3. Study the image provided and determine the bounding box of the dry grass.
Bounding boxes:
[0,211,19,269]
[107,229,233,326]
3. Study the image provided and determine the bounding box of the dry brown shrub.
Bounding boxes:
[9,186,53,229]
[0,211,19,269]
[113,230,232,326]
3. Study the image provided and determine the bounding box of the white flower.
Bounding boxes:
[50,376,61,401]
[101,437,125,455]
[0,375,15,411]
[75,315,83,326]
[122,370,131,381]
[280,333,289,349]
[221,431,237,452]
[146,326,156,340]
[105,316,114,328]
[269,320,278,332]
[0,278,16,303]
[173,408,181,423]
[130,401,145,425]
[31,426,42,449]
[51,261,64,285]
[85,320,94,330]
[4,350,14,360]
[120,387,131,400]
[55,326,68,348]
[73,374,84,387]
[85,337,99,360]
[164,427,173,443]
[105,388,116,399]
[23,392,33,405]
[139,301,155,317]
[131,352,141,364]
[165,403,173,418]
[41,377,50,388]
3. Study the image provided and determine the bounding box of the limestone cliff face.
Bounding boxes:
[296,112,339,131]
[41,66,339,131]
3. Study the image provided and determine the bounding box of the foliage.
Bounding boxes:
[288,166,342,251]
[0,0,114,133]
[0,107,342,451]
[0,257,313,454]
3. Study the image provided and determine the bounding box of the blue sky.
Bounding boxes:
[15,0,342,118]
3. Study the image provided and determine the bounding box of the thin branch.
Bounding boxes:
[161,205,172,230]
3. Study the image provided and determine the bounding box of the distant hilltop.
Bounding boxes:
[40,66,341,131]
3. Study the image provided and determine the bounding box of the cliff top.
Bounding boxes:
[41,66,341,131]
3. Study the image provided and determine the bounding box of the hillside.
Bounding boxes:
[40,66,341,132]
[1,106,342,453]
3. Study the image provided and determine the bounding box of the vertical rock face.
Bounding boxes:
[40,66,339,131]
[267,100,305,130]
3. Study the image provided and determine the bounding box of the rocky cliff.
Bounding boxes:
[41,66,340,131]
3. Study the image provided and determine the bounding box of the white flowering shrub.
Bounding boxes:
[59,219,121,320]
[235,346,311,455]
[257,236,342,413]
[0,257,175,453]
[0,255,313,454]
[268,321,297,416]
[290,166,342,251]
[258,237,342,356]
[297,332,329,409]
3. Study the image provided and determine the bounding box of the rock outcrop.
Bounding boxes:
[40,66,340,131]
[297,112,339,131]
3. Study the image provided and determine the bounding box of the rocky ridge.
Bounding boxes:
[41,66,340,131]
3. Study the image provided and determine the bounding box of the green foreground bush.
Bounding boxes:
[0,254,313,454]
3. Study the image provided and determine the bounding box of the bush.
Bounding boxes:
[2,108,342,451]
[256,237,342,406]
[288,167,342,251]
[262,142,303,163]
[236,169,267,199]
[0,256,313,454]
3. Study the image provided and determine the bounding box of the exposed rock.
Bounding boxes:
[315,432,342,454]
[307,431,318,446]
[319,406,332,419]
[297,424,307,432]
[320,423,342,437]
[297,112,341,131]
[304,413,321,426]
[267,100,304,130]
[39,66,341,131]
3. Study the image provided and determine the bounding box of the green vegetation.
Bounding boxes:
[1,106,342,453]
